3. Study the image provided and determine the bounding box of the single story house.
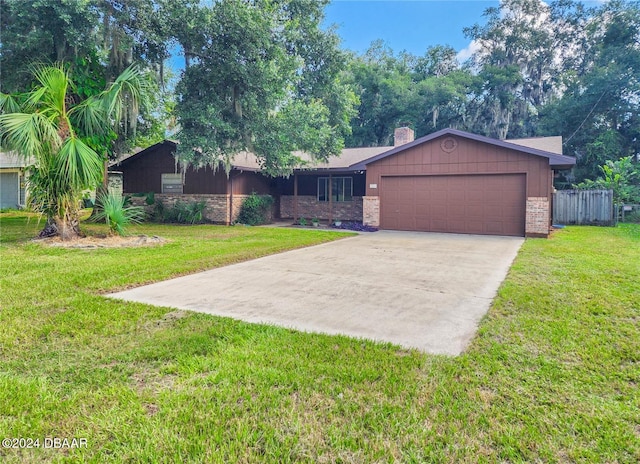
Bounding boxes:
[0,151,29,209]
[112,140,271,223]
[114,128,576,237]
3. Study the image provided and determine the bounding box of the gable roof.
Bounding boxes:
[351,128,576,170]
[113,129,576,175]
[110,140,176,167]
[293,146,392,172]
[112,139,393,173]
[508,136,563,155]
[111,140,264,172]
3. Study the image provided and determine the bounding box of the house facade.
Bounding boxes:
[115,128,575,237]
[0,152,29,209]
[113,140,272,223]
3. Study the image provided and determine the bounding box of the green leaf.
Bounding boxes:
[54,137,103,190]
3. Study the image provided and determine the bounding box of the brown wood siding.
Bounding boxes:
[366,135,552,199]
[231,171,272,195]
[120,143,177,193]
[120,142,272,195]
[184,166,227,194]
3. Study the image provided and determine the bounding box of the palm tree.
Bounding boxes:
[0,63,149,240]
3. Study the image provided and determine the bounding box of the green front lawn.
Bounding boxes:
[1,214,639,463]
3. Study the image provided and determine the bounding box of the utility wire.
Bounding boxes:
[563,89,608,145]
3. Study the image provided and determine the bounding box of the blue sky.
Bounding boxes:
[323,0,499,58]
[168,0,605,69]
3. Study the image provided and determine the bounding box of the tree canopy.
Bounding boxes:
[1,0,638,183]
[340,0,640,183]
[170,0,356,175]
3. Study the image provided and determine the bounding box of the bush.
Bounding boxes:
[331,221,378,232]
[237,193,274,225]
[624,210,640,223]
[152,199,207,224]
[94,192,145,236]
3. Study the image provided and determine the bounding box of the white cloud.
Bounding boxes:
[456,39,481,63]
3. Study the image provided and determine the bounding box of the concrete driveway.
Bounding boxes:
[107,231,523,355]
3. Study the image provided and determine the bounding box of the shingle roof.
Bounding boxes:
[508,136,563,155]
[112,129,576,173]
[0,151,32,168]
[293,146,392,171]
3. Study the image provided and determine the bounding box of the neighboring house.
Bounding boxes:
[0,151,30,209]
[115,128,576,237]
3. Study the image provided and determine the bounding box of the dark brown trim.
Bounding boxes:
[228,176,233,225]
[328,173,333,223]
[293,173,298,221]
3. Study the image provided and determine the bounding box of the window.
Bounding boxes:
[318,177,353,202]
[161,173,183,193]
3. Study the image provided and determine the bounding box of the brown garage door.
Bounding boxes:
[380,174,526,236]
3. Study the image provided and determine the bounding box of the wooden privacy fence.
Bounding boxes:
[553,189,614,226]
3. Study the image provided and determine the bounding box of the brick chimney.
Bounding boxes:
[394,127,415,147]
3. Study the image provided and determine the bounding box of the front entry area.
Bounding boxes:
[379,174,526,236]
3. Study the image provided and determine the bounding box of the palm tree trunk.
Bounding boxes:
[55,213,82,241]
[89,158,109,220]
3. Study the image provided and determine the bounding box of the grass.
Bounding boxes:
[1,213,639,463]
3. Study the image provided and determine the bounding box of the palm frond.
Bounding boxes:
[0,92,24,114]
[99,64,150,133]
[94,191,145,236]
[68,97,108,137]
[30,64,69,117]
[0,112,62,159]
[53,137,103,190]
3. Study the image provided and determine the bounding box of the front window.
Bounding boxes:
[318,177,353,202]
[161,173,183,193]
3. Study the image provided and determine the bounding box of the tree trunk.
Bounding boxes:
[89,159,109,220]
[54,213,82,241]
[38,214,81,241]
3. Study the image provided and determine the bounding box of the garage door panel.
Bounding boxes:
[380,174,526,236]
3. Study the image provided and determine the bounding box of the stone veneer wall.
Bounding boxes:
[229,194,274,224]
[280,195,363,221]
[130,194,229,223]
[525,197,550,237]
[362,196,380,227]
[129,193,274,224]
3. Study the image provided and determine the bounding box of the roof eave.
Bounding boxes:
[293,167,364,174]
[231,165,261,173]
[111,140,177,167]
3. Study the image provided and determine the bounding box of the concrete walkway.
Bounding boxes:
[107,231,523,355]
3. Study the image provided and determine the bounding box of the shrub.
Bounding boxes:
[624,210,640,223]
[131,191,155,205]
[178,200,207,224]
[94,192,145,236]
[152,199,207,224]
[237,193,274,225]
[331,221,378,232]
